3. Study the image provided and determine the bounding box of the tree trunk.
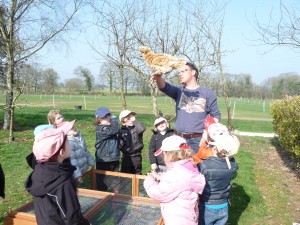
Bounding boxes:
[224,97,232,132]
[150,82,159,116]
[109,72,113,93]
[119,65,127,109]
[3,60,14,133]
[9,105,15,141]
[3,99,10,130]
[125,80,128,95]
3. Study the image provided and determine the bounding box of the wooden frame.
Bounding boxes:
[89,169,148,197]
[5,170,164,225]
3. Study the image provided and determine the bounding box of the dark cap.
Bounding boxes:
[95,107,110,118]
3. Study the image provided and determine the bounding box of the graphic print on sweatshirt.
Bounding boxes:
[178,92,206,113]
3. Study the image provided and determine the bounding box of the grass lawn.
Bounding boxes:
[0,94,273,131]
[0,96,298,224]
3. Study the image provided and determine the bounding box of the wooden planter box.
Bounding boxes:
[5,170,164,225]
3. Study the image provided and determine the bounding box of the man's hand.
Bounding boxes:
[151,71,163,80]
[151,71,165,89]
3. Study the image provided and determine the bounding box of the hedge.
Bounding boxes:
[271,96,300,168]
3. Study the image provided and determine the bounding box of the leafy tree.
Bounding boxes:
[64,78,84,92]
[41,68,59,94]
[74,66,94,94]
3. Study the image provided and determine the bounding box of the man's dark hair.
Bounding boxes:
[186,62,199,80]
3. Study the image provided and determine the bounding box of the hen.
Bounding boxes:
[139,46,186,74]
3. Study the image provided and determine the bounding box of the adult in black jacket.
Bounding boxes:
[148,117,174,173]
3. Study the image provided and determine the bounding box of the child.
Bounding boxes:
[198,134,239,225]
[29,110,65,169]
[148,117,173,173]
[95,107,120,191]
[58,121,95,184]
[25,121,91,225]
[32,109,64,137]
[144,135,205,225]
[119,110,146,174]
[194,117,229,164]
[47,109,64,126]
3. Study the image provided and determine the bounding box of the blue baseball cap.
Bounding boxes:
[95,107,110,118]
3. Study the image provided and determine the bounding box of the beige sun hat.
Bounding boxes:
[210,134,240,169]
[119,110,136,122]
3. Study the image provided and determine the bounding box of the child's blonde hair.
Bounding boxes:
[47,109,62,125]
[163,148,194,162]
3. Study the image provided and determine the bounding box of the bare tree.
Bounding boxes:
[181,0,231,129]
[14,63,43,93]
[180,1,225,73]
[254,0,300,50]
[88,0,227,116]
[0,0,84,141]
[212,19,234,130]
[88,0,140,109]
[0,32,4,89]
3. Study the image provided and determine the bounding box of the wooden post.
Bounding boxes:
[232,101,236,120]
[52,94,55,108]
[91,169,97,190]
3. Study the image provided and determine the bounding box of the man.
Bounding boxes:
[152,62,221,153]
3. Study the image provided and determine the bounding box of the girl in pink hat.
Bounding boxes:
[144,135,205,225]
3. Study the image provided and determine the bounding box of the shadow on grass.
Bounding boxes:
[270,138,300,179]
[228,183,250,225]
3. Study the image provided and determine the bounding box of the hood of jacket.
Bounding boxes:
[166,159,205,194]
[25,158,76,197]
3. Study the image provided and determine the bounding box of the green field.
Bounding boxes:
[0,94,287,224]
[0,94,274,132]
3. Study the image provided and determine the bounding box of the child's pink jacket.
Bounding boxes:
[144,159,205,225]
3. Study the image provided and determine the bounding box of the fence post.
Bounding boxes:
[84,96,86,110]
[232,101,236,120]
[52,94,55,108]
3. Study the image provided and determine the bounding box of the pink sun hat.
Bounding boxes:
[33,120,76,162]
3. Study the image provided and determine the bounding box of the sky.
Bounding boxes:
[38,0,300,85]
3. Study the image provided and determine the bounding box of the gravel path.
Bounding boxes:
[237,131,277,138]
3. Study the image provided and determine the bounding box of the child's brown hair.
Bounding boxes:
[94,117,104,125]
